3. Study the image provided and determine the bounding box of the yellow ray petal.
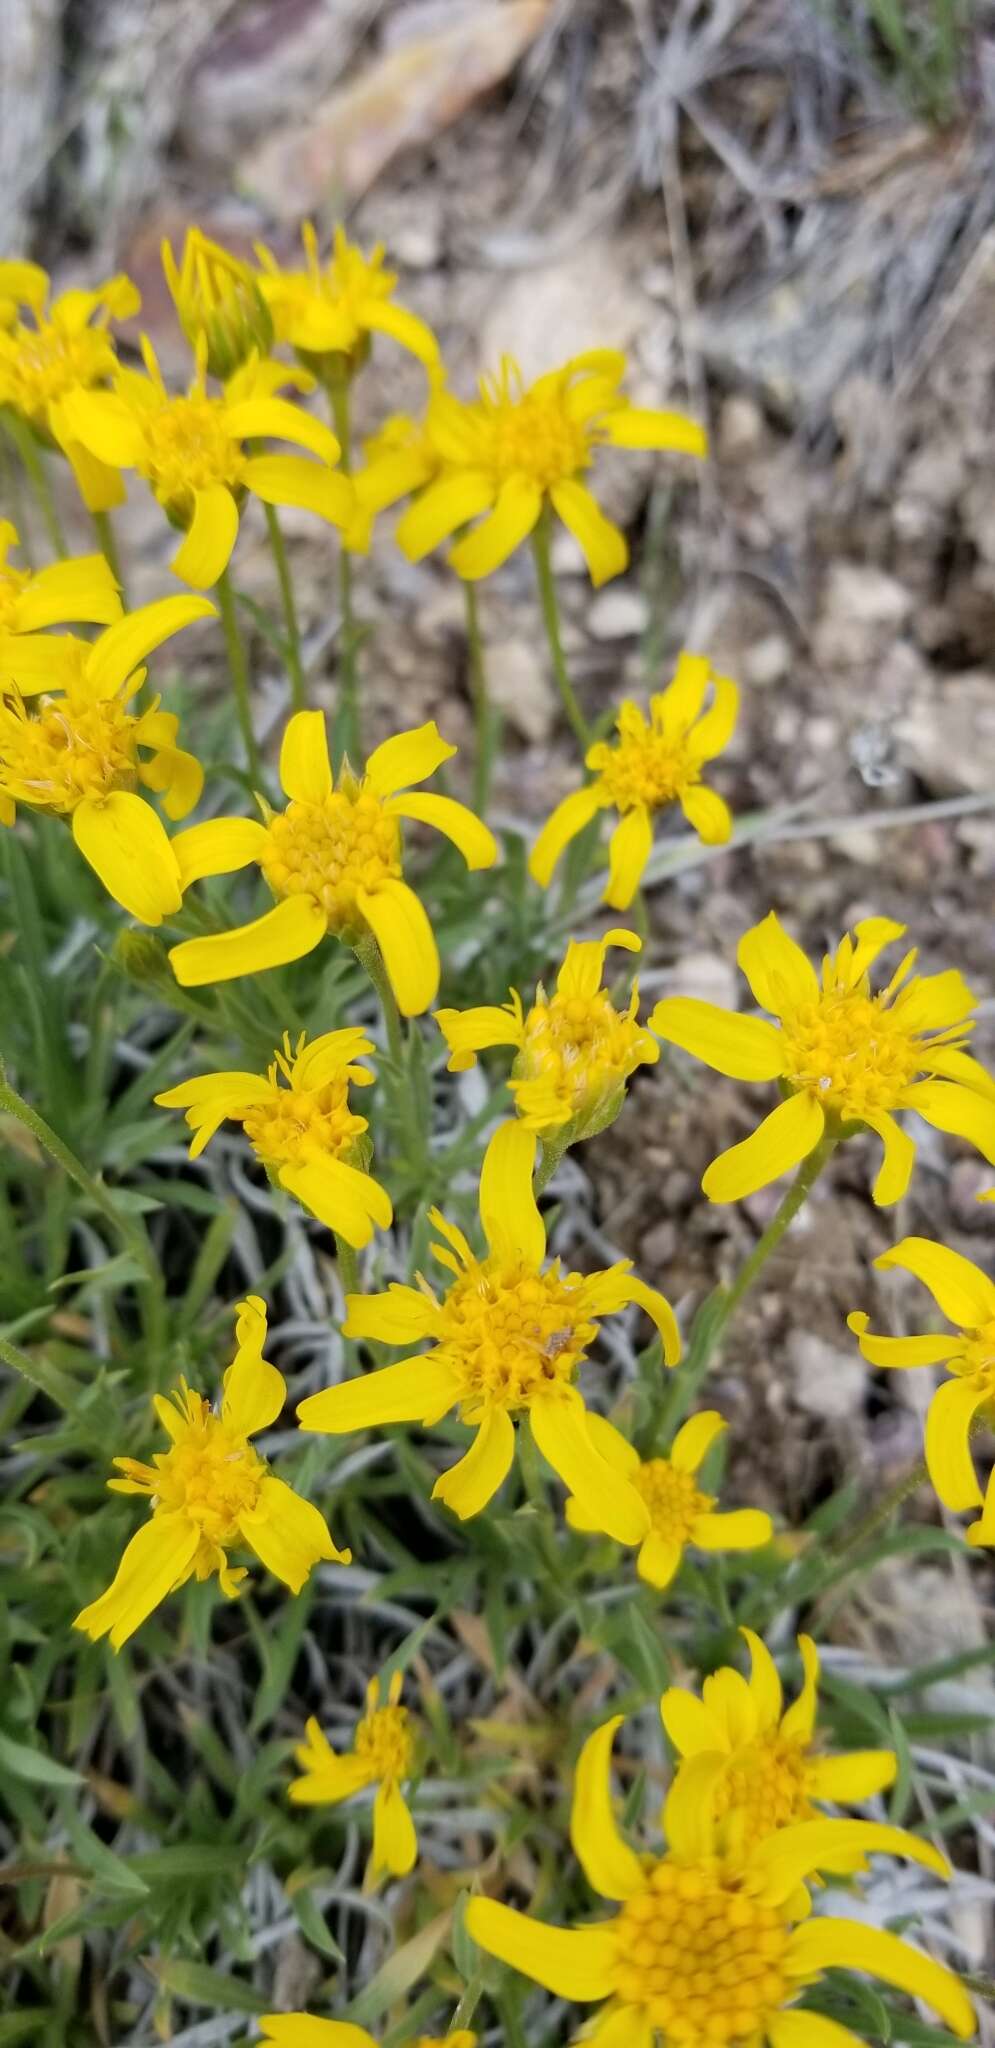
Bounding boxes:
[242,454,353,530]
[753,1818,950,1903]
[670,1409,727,1473]
[449,474,543,579]
[924,1375,986,1511]
[464,1897,618,2001]
[224,395,339,464]
[904,1078,995,1164]
[780,1635,820,1743]
[356,878,439,1016]
[478,1119,543,1265]
[365,719,456,796]
[171,815,269,888]
[635,1530,683,1588]
[434,1000,523,1071]
[396,471,495,560]
[808,1750,896,1803]
[570,1715,644,1901]
[785,1917,974,2039]
[659,1687,725,1759]
[662,1750,726,1860]
[171,485,240,588]
[73,1512,200,1649]
[740,1627,782,1727]
[386,791,496,870]
[86,594,215,697]
[280,1159,391,1249]
[737,912,818,1016]
[341,1285,440,1345]
[530,1390,649,1545]
[261,2018,378,2047]
[874,1236,995,1327]
[297,1356,460,1434]
[649,997,785,1079]
[238,1475,347,1591]
[529,783,604,887]
[371,1778,417,1876]
[280,708,332,804]
[693,1507,772,1552]
[362,296,439,366]
[605,804,652,910]
[221,1322,285,1439]
[604,406,707,455]
[769,2012,864,2048]
[861,1107,916,1206]
[549,479,628,586]
[846,1311,961,1370]
[680,784,732,844]
[702,1091,825,1204]
[432,1408,516,1519]
[72,793,182,925]
[169,896,326,985]
[14,553,121,630]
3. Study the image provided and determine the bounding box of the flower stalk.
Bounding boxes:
[215,566,262,784]
[531,504,589,749]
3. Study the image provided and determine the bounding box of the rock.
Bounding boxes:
[639,1220,677,1271]
[477,239,645,381]
[718,395,764,460]
[896,671,995,795]
[949,1158,995,1228]
[392,221,443,271]
[744,634,790,687]
[179,0,370,170]
[662,951,738,1010]
[586,587,649,642]
[787,1332,866,1420]
[550,529,586,577]
[813,563,912,669]
[488,638,556,743]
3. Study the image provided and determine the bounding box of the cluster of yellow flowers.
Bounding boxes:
[2,222,990,2047]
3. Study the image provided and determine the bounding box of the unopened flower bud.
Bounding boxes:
[162,228,273,381]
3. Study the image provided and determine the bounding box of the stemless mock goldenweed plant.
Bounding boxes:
[0,216,989,2047]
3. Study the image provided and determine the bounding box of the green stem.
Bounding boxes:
[6,416,67,556]
[463,579,498,817]
[531,505,589,749]
[650,1132,839,1449]
[334,1234,360,1301]
[215,567,261,784]
[355,933,405,1069]
[326,374,361,762]
[92,507,124,596]
[263,500,307,713]
[449,1982,484,2033]
[0,1330,77,1410]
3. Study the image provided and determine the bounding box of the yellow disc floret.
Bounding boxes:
[613,1861,790,2043]
[438,1256,596,1413]
[778,967,963,1123]
[1,315,119,428]
[135,1383,266,1550]
[260,781,402,937]
[633,1457,713,1548]
[588,701,702,814]
[0,680,137,814]
[354,1698,414,1783]
[476,358,591,490]
[514,979,650,1128]
[137,395,246,522]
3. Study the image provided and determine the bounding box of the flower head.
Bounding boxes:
[156,1027,391,1249]
[434,928,658,1140]
[849,1235,995,1539]
[396,350,706,585]
[261,2023,473,2048]
[467,1715,973,2048]
[0,263,139,510]
[167,711,496,1015]
[530,654,737,910]
[289,1671,418,1880]
[74,1297,349,1649]
[567,1411,772,1588]
[651,912,995,1205]
[0,594,211,923]
[348,406,442,552]
[662,1628,896,1852]
[254,222,439,374]
[297,1121,680,1539]
[0,518,121,677]
[55,338,351,588]
[162,226,274,379]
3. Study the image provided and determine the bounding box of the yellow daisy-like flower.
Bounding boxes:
[0,517,122,678]
[260,2023,474,2048]
[466,1717,974,2048]
[347,407,441,552]
[0,261,139,510]
[289,1671,418,1880]
[155,1027,391,1249]
[297,1121,680,1539]
[566,1411,773,1589]
[55,337,351,589]
[162,225,274,380]
[529,654,737,911]
[74,1297,349,1651]
[0,594,211,923]
[434,928,658,1140]
[849,1235,995,1539]
[651,912,995,1205]
[254,222,439,374]
[167,710,496,1016]
[662,1628,896,1851]
[396,350,706,585]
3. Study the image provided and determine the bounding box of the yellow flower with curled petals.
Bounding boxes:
[289,1671,418,1881]
[0,262,139,510]
[156,1028,391,1250]
[662,1628,896,1852]
[254,222,439,375]
[566,1412,772,1589]
[0,518,121,677]
[396,350,705,585]
[73,1297,349,1651]
[0,594,212,923]
[167,711,496,1016]
[162,225,274,379]
[434,928,658,1141]
[849,1235,995,1539]
[55,338,351,589]
[467,1716,973,2048]
[261,2023,474,2048]
[297,1121,680,1540]
[651,912,995,1206]
[530,655,737,910]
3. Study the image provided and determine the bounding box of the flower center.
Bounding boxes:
[0,565,30,626]
[261,789,402,935]
[152,1400,265,1546]
[139,396,245,511]
[481,389,590,491]
[515,989,647,1123]
[632,1458,711,1544]
[354,1703,413,1781]
[589,719,697,813]
[242,1072,366,1168]
[437,1258,595,1413]
[0,685,136,813]
[3,319,117,421]
[613,1861,790,2042]
[778,989,939,1120]
[713,1736,813,1846]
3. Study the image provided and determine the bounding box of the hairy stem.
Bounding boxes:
[216,567,262,783]
[263,500,307,713]
[531,504,589,750]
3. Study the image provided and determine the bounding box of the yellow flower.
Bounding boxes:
[651,912,995,1205]
[466,1716,974,2048]
[155,1027,392,1249]
[260,2023,473,2048]
[347,407,441,552]
[289,1671,418,1880]
[849,1235,995,1538]
[662,1628,896,1851]
[162,225,274,379]
[254,222,439,374]
[297,1121,680,1539]
[0,262,139,510]
[74,1297,349,1650]
[530,655,737,910]
[167,711,496,1015]
[396,350,705,585]
[434,928,658,1140]
[0,594,211,923]
[566,1411,773,1588]
[55,338,351,588]
[0,517,121,678]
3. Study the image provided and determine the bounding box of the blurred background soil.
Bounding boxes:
[6,0,995,1649]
